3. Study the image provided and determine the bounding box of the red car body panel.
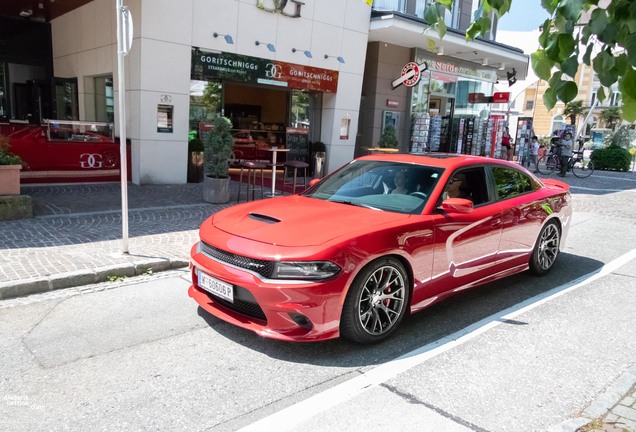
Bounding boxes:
[189,154,572,342]
[1,124,131,183]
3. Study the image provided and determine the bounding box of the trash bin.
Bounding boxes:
[313,151,325,178]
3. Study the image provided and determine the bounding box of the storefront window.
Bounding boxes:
[291,90,310,128]
[189,79,222,131]
[94,76,114,123]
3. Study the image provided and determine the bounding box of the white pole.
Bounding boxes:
[116,0,129,254]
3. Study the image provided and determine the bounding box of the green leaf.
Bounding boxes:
[436,0,453,7]
[424,4,439,24]
[539,19,552,47]
[624,33,636,67]
[478,16,492,34]
[582,43,594,65]
[597,86,606,102]
[543,87,557,110]
[556,0,585,22]
[557,81,578,103]
[588,8,609,34]
[532,50,555,81]
[599,23,619,44]
[593,51,618,87]
[561,56,579,78]
[541,0,558,15]
[618,69,636,101]
[557,34,576,62]
[466,21,482,41]
[437,16,447,39]
[621,95,636,123]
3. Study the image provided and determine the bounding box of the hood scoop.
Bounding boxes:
[248,212,281,224]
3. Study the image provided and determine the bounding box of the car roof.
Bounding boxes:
[356,153,513,170]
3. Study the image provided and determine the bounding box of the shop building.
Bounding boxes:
[1,0,370,184]
[362,1,530,159]
[2,0,532,185]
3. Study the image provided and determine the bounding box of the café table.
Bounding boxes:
[266,147,290,197]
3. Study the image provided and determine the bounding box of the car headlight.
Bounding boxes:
[272,261,341,280]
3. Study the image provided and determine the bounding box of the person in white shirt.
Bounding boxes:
[559,132,574,176]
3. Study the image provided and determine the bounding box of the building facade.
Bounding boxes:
[1,0,532,185]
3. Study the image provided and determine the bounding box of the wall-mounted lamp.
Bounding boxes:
[213,32,234,45]
[255,41,276,52]
[437,47,444,56]
[292,48,312,58]
[499,63,506,71]
[19,9,33,17]
[324,54,345,64]
[481,58,489,66]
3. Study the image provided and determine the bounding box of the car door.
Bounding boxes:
[490,166,546,269]
[423,166,503,301]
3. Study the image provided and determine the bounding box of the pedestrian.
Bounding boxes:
[528,135,539,172]
[559,132,573,176]
[501,126,511,160]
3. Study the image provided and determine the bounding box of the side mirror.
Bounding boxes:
[441,198,473,213]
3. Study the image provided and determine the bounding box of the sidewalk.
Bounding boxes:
[0,181,234,300]
[1,173,635,432]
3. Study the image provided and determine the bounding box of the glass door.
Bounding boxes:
[52,77,79,120]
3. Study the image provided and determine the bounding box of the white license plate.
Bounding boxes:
[198,270,234,303]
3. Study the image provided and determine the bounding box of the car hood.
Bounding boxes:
[210,196,411,247]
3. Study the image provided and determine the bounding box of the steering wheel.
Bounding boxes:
[409,191,428,199]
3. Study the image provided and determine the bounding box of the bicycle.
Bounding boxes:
[536,148,594,178]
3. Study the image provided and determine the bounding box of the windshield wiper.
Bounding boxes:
[330,199,381,211]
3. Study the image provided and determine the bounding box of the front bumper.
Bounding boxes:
[189,244,347,342]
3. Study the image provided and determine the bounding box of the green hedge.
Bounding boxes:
[590,145,632,171]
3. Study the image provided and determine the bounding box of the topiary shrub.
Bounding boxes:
[378,125,399,148]
[590,145,632,171]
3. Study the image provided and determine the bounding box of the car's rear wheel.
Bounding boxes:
[340,258,409,344]
[529,221,560,275]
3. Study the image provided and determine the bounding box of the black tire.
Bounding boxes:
[340,257,409,344]
[537,155,557,175]
[529,221,560,275]
[571,158,594,178]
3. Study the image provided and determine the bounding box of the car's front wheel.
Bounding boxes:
[340,258,409,344]
[529,221,560,275]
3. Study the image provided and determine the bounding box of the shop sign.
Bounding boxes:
[415,50,498,83]
[192,49,338,93]
[493,92,510,103]
[392,61,428,89]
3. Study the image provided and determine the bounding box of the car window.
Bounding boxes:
[437,166,490,207]
[303,160,443,214]
[492,167,535,200]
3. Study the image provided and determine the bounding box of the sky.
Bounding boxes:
[496,1,551,32]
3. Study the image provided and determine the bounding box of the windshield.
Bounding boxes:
[303,160,444,214]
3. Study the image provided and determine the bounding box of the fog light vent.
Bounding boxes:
[289,313,313,330]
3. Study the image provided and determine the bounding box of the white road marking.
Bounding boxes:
[238,248,636,432]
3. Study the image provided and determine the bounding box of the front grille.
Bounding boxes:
[200,285,267,322]
[200,241,274,279]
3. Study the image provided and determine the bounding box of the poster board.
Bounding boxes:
[285,127,310,163]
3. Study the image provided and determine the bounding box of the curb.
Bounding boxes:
[0,258,189,300]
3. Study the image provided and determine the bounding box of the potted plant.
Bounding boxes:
[202,116,234,203]
[0,134,23,196]
[187,130,205,183]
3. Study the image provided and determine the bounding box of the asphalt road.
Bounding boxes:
[1,174,635,432]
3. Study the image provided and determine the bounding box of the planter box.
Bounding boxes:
[203,175,230,204]
[0,165,21,196]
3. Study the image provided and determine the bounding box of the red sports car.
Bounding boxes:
[188,154,572,343]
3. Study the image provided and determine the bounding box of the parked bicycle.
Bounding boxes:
[536,149,594,178]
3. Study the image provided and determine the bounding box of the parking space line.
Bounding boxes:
[238,247,636,432]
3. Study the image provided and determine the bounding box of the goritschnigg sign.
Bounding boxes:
[191,49,339,93]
